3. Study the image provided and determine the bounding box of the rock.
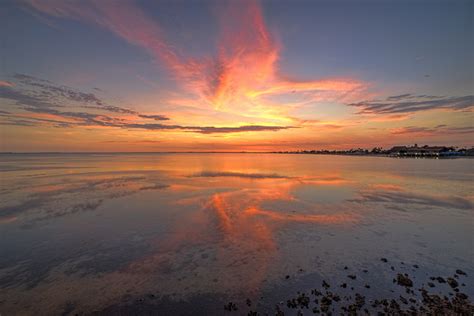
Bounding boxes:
[354,293,366,308]
[296,293,310,308]
[381,258,388,263]
[427,282,435,288]
[224,302,238,311]
[456,269,467,276]
[311,289,322,296]
[321,296,332,306]
[364,284,370,289]
[397,273,413,287]
[285,275,290,279]
[456,293,468,300]
[286,298,297,309]
[436,277,446,283]
[413,264,419,269]
[275,305,284,316]
[322,280,330,289]
[390,299,401,311]
[340,283,347,288]
[447,277,458,288]
[347,275,356,280]
[246,298,252,307]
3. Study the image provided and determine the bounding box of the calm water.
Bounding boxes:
[0,153,473,315]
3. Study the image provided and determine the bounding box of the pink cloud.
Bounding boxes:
[26,0,367,120]
[0,80,15,87]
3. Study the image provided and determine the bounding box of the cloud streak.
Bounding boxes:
[349,94,473,114]
[0,80,294,133]
[0,81,15,87]
[121,123,294,134]
[390,125,474,136]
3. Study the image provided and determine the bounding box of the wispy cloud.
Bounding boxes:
[0,80,15,87]
[120,123,294,134]
[12,74,141,113]
[349,94,473,114]
[25,0,366,121]
[0,76,294,133]
[137,114,170,121]
[390,125,474,136]
[13,73,103,105]
[191,125,295,134]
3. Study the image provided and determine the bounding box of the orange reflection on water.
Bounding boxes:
[123,175,358,293]
[300,176,352,186]
[88,161,362,294]
[0,216,17,224]
[202,179,357,291]
[244,206,355,224]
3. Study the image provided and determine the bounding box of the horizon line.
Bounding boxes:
[1,146,473,155]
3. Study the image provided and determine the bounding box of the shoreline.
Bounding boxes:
[0,151,473,159]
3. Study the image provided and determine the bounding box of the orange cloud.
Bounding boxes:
[0,80,14,87]
[26,0,367,124]
[361,113,411,122]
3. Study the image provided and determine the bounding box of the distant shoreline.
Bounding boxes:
[0,151,473,159]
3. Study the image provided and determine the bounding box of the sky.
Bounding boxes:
[0,0,472,152]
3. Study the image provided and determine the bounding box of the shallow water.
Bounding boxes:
[0,153,473,315]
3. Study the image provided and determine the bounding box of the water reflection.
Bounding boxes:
[0,153,472,315]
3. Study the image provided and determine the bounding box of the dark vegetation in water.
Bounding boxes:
[238,262,472,316]
[86,260,472,316]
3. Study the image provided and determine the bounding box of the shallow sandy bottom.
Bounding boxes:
[0,153,472,315]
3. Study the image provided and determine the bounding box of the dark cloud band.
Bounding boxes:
[0,76,293,134]
[349,94,473,114]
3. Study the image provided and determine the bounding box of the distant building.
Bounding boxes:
[465,148,474,156]
[389,144,459,157]
[389,146,408,156]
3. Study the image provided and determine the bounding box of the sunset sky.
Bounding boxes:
[0,0,472,152]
